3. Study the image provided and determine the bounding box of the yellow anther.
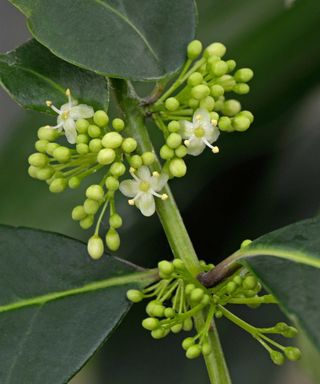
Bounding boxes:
[46,100,52,107]
[44,125,51,129]
[128,199,135,206]
[152,171,160,177]
[195,114,202,120]
[62,111,69,120]
[161,194,168,200]
[211,119,218,126]
[184,140,190,147]
[212,146,220,154]
[129,167,136,174]
[65,88,71,96]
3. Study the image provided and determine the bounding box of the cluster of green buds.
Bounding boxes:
[27,89,168,258]
[150,40,254,178]
[127,258,300,364]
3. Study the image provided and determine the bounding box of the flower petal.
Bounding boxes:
[70,104,94,119]
[150,173,169,192]
[180,120,194,139]
[137,193,155,217]
[205,126,220,144]
[119,180,139,197]
[193,108,211,126]
[63,118,77,144]
[186,137,206,156]
[136,166,151,181]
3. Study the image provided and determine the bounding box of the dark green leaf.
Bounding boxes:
[10,0,197,81]
[233,217,320,350]
[0,39,109,114]
[0,225,156,384]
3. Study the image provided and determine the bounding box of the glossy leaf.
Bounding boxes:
[0,225,156,384]
[10,0,197,81]
[233,217,320,350]
[0,39,109,114]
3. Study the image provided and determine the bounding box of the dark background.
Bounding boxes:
[1,0,320,383]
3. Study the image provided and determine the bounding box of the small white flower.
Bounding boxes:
[119,166,168,217]
[46,89,94,144]
[180,108,220,156]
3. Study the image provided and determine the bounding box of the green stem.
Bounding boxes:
[112,79,231,384]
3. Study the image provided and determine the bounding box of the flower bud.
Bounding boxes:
[172,258,185,270]
[106,228,120,251]
[188,98,199,109]
[76,134,89,144]
[28,153,48,168]
[171,324,183,334]
[242,276,257,290]
[151,329,167,339]
[109,213,123,229]
[233,83,250,95]
[200,96,215,111]
[185,283,195,295]
[102,132,123,149]
[110,162,126,177]
[169,158,187,178]
[226,282,237,294]
[49,178,67,193]
[238,110,254,123]
[97,148,116,165]
[202,342,212,356]
[183,318,193,331]
[142,317,160,331]
[28,166,38,178]
[187,72,203,86]
[234,68,254,83]
[158,260,174,276]
[160,145,174,160]
[187,40,202,59]
[186,345,202,359]
[227,59,236,72]
[182,337,195,350]
[89,138,102,153]
[168,120,180,133]
[76,143,89,154]
[68,176,81,189]
[105,176,119,191]
[164,307,175,318]
[211,60,228,76]
[284,347,301,361]
[232,116,250,132]
[80,215,94,229]
[53,146,71,163]
[87,235,104,260]
[216,74,236,91]
[141,151,155,165]
[240,239,252,248]
[88,124,102,138]
[72,205,86,221]
[166,133,182,149]
[93,110,109,127]
[112,118,125,131]
[190,288,204,303]
[270,351,285,366]
[175,145,187,158]
[191,84,210,100]
[36,167,53,181]
[222,100,241,116]
[165,97,180,111]
[129,155,143,169]
[76,118,89,133]
[86,184,104,201]
[122,137,137,153]
[84,198,100,215]
[35,140,48,153]
[204,42,226,58]
[211,84,224,98]
[126,289,144,303]
[37,126,59,141]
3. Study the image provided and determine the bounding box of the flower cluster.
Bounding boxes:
[28,90,168,259]
[127,259,300,364]
[150,40,254,178]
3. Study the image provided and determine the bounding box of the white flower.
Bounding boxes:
[46,89,94,144]
[180,108,220,156]
[119,166,168,217]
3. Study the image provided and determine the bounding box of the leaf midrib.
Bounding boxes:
[0,270,156,314]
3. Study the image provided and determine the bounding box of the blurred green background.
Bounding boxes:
[1,0,320,383]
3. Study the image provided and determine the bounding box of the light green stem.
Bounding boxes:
[112,79,231,384]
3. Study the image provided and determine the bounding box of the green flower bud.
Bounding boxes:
[86,184,104,201]
[148,302,165,318]
[169,158,187,178]
[122,137,137,153]
[191,84,210,100]
[76,118,89,133]
[76,133,89,144]
[151,329,167,339]
[46,142,59,156]
[190,288,204,303]
[102,132,123,149]
[244,289,256,298]
[210,112,220,121]
[106,228,120,251]
[88,124,102,138]
[216,75,236,91]
[109,213,123,229]
[142,317,160,331]
[97,148,116,165]
[215,310,223,318]
[282,326,298,338]
[187,72,203,86]
[129,155,143,169]
[72,205,86,221]
[175,145,187,158]
[222,100,241,117]
[238,110,254,123]
[105,176,120,191]
[28,165,38,178]
[110,162,126,177]
[158,260,174,276]
[185,283,195,295]
[240,239,252,248]
[35,140,48,153]
[164,307,175,318]
[233,275,242,285]
[165,97,180,111]
[80,215,94,229]
[168,120,180,133]
[211,60,228,76]
[37,126,59,141]
[183,318,193,331]
[84,198,100,215]
[233,116,251,132]
[186,345,202,359]
[201,294,210,306]
[171,323,183,334]
[76,143,89,154]
[234,68,254,83]
[182,337,195,350]
[93,110,109,127]
[270,351,285,366]
[172,258,185,270]
[89,138,102,153]
[68,176,81,189]
[49,178,67,193]
[284,347,301,361]
[233,83,250,95]
[200,96,215,111]
[28,153,48,168]
[226,281,237,294]
[53,146,71,163]
[166,133,182,149]
[213,97,225,112]
[227,59,236,72]
[188,98,199,109]
[242,276,257,290]
[126,289,144,303]
[141,151,155,166]
[160,145,175,160]
[112,118,125,131]
[36,167,53,181]
[204,42,226,58]
[87,235,104,260]
[187,40,202,59]
[202,342,212,356]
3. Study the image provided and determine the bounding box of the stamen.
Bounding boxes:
[184,140,190,147]
[203,138,219,154]
[50,122,64,130]
[129,167,140,182]
[128,192,142,205]
[152,171,160,177]
[128,199,135,206]
[161,194,168,200]
[152,191,168,200]
[66,88,72,105]
[46,100,52,107]
[212,146,219,154]
[211,119,218,126]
